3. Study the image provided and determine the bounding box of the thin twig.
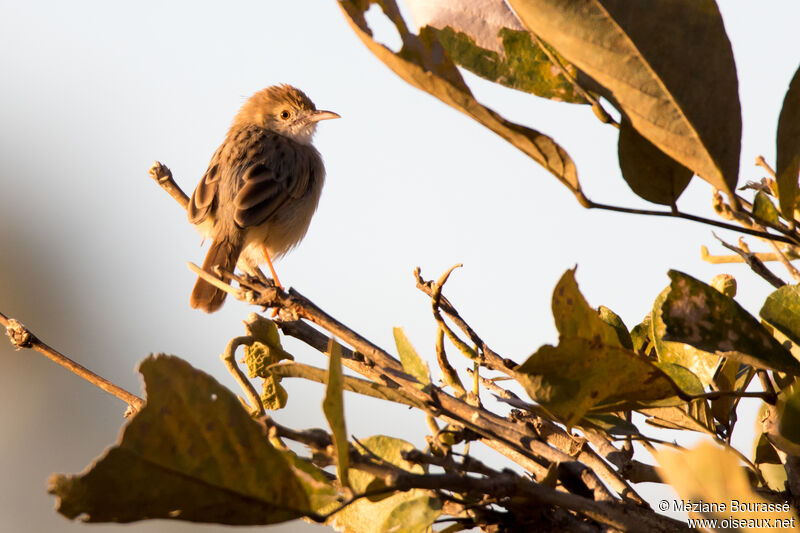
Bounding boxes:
[149,161,189,209]
[0,311,144,413]
[221,336,265,416]
[585,200,798,245]
[713,234,786,288]
[700,245,781,264]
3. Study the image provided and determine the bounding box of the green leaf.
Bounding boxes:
[393,327,431,386]
[778,383,800,451]
[552,268,624,348]
[516,338,679,426]
[339,1,580,193]
[651,287,720,387]
[630,315,654,356]
[753,190,781,226]
[260,371,289,411]
[508,0,741,201]
[323,340,349,488]
[243,315,293,410]
[617,118,693,206]
[432,26,586,103]
[48,355,338,524]
[653,361,706,396]
[661,270,800,375]
[330,436,441,533]
[761,284,800,347]
[597,305,634,350]
[777,64,800,220]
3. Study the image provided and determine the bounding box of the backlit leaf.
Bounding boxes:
[49,355,338,525]
[760,284,800,347]
[393,327,431,386]
[329,436,441,533]
[661,271,800,375]
[656,443,799,528]
[323,340,349,488]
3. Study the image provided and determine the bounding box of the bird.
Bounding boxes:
[187,84,339,313]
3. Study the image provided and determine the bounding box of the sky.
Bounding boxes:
[1,1,799,531]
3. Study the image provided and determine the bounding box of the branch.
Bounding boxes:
[148,160,664,504]
[0,312,144,413]
[584,199,799,245]
[713,233,786,288]
[261,416,684,533]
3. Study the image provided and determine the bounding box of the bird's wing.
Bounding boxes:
[188,145,224,225]
[233,131,312,228]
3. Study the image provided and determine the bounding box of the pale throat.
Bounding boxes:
[285,123,317,145]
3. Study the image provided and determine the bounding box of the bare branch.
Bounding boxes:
[0,312,144,413]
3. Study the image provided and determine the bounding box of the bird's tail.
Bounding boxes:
[190,238,240,313]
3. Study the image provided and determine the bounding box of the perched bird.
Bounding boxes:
[188,84,339,313]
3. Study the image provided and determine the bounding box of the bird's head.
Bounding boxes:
[235,84,339,145]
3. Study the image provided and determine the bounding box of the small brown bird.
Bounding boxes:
[188,85,339,313]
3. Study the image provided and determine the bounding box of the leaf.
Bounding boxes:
[753,433,787,492]
[777,64,800,220]
[516,337,679,426]
[268,362,425,409]
[323,340,349,488]
[651,286,720,387]
[710,357,740,427]
[433,26,587,103]
[661,270,800,375]
[518,268,682,424]
[710,273,737,298]
[580,413,640,437]
[508,0,742,200]
[243,314,293,410]
[630,315,654,356]
[339,0,580,192]
[552,268,624,348]
[393,327,431,386]
[753,190,781,226]
[406,0,586,102]
[329,436,441,533]
[653,361,705,396]
[641,404,715,435]
[48,355,338,524]
[597,305,633,350]
[761,284,800,347]
[655,443,799,528]
[617,118,693,206]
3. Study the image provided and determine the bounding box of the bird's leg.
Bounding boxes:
[261,244,284,290]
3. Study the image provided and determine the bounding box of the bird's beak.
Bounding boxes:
[309,110,341,122]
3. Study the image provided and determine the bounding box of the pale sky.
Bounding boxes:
[1,2,799,531]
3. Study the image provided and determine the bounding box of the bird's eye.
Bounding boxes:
[280,110,290,120]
